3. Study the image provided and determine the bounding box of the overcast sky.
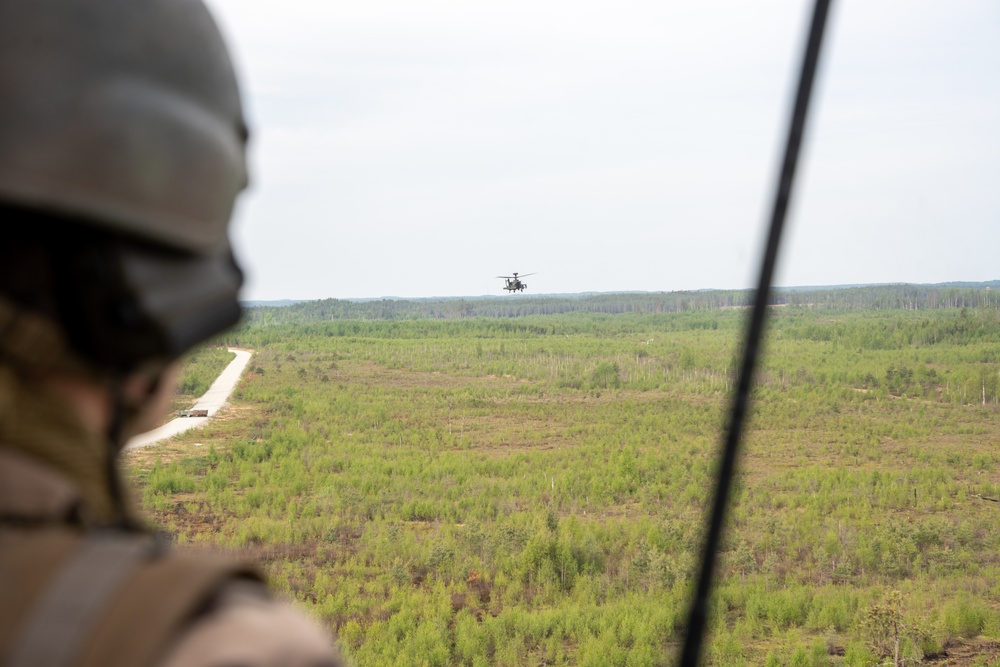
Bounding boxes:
[203,0,999,301]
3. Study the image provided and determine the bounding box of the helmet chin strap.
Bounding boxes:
[104,370,165,533]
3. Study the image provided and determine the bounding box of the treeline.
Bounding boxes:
[781,307,1000,349]
[243,291,755,324]
[243,283,1000,325]
[780,283,1000,311]
[230,311,739,347]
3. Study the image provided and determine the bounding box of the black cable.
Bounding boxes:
[677,1,832,665]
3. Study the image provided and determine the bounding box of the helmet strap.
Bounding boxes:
[104,372,161,533]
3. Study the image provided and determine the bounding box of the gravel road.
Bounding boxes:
[124,348,252,450]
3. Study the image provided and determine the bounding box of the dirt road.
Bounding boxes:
[124,348,251,450]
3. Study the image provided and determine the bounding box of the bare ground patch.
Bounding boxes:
[927,639,1000,666]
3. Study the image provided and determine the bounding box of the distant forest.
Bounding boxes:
[243,282,1000,324]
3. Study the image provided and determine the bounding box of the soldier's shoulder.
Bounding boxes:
[158,579,344,667]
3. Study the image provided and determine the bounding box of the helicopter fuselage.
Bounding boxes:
[498,272,534,293]
[503,278,527,292]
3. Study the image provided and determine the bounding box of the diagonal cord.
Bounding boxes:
[677,1,832,665]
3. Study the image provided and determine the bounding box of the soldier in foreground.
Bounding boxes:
[0,0,343,665]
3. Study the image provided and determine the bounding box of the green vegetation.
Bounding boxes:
[127,293,1000,666]
[244,283,1000,324]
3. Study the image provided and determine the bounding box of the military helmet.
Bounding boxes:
[0,0,248,371]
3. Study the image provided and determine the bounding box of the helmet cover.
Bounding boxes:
[0,0,249,254]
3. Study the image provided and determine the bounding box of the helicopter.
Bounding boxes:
[497,272,535,293]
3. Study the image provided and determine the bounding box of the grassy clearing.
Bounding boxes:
[126,308,1000,666]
